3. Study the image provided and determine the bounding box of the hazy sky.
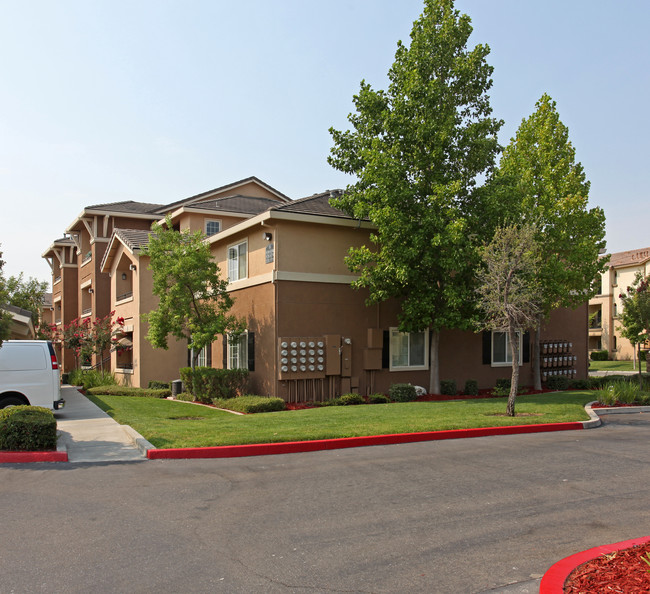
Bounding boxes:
[1,0,648,282]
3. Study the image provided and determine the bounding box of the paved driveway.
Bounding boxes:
[1,412,649,593]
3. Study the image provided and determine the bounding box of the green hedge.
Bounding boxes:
[338,393,365,405]
[179,367,249,404]
[389,383,418,402]
[212,395,285,413]
[440,380,456,396]
[0,406,57,451]
[546,376,569,391]
[86,386,171,398]
[590,350,609,361]
[368,393,390,404]
[464,379,479,396]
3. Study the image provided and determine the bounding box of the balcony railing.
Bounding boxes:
[54,275,61,284]
[117,291,133,302]
[81,251,92,265]
[81,307,92,317]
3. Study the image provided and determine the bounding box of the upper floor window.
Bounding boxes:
[491,331,522,366]
[389,328,428,370]
[228,240,247,282]
[205,220,221,237]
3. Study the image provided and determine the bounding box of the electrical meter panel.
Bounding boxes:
[278,337,327,380]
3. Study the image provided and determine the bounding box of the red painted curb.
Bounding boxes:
[147,421,584,459]
[539,535,650,592]
[0,450,68,463]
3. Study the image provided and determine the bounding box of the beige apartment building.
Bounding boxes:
[589,247,650,360]
[45,177,589,398]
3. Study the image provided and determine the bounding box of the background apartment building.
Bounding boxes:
[589,247,650,360]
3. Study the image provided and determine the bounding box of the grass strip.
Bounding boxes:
[589,360,647,372]
[86,391,594,449]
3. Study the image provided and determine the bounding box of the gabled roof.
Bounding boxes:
[270,190,357,220]
[41,236,75,259]
[156,176,291,213]
[185,195,281,216]
[83,200,165,215]
[100,228,154,273]
[606,247,650,269]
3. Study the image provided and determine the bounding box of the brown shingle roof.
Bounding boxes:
[606,247,650,268]
[186,195,280,216]
[114,228,153,251]
[271,191,356,220]
[85,200,165,215]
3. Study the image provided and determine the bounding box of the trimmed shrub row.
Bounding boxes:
[213,395,285,414]
[179,367,249,404]
[86,385,171,398]
[590,350,609,361]
[0,406,57,451]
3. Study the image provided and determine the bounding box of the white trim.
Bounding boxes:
[80,279,93,289]
[273,271,359,284]
[205,218,222,236]
[227,272,273,291]
[491,331,523,367]
[388,327,429,371]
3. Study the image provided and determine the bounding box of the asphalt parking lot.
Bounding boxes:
[1,411,649,593]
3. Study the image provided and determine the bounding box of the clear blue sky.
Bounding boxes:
[1,0,648,282]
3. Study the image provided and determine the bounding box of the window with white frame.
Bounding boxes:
[196,343,211,367]
[228,333,248,370]
[227,240,248,282]
[491,331,522,366]
[205,219,221,237]
[389,328,428,370]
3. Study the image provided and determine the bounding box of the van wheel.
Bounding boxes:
[0,396,26,409]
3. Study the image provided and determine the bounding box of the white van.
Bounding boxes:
[0,340,65,410]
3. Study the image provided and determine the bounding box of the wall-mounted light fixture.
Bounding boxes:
[121,273,127,281]
[88,288,94,294]
[129,264,137,271]
[263,232,273,241]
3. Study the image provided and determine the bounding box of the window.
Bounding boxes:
[491,331,522,366]
[389,328,428,370]
[205,220,221,237]
[228,240,248,282]
[196,343,211,367]
[228,333,248,370]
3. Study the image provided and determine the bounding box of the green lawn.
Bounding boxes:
[589,359,647,372]
[86,392,595,449]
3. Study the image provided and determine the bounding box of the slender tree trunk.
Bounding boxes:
[506,323,520,417]
[639,343,644,389]
[533,321,542,391]
[429,329,440,395]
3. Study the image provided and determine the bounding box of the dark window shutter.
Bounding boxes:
[522,331,531,363]
[247,332,255,372]
[222,335,228,369]
[207,343,212,367]
[382,330,390,369]
[482,331,492,365]
[187,346,191,367]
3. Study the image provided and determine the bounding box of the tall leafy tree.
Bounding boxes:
[0,248,11,345]
[143,217,245,366]
[6,273,48,319]
[618,273,650,386]
[328,0,502,393]
[493,94,607,389]
[477,224,541,416]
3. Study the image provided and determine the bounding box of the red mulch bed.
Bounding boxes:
[564,541,650,592]
[284,388,556,410]
[591,402,646,409]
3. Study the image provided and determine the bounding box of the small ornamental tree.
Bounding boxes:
[477,224,541,416]
[144,216,245,366]
[61,313,124,369]
[618,273,650,386]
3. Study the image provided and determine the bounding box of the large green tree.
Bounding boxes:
[493,94,607,389]
[6,273,48,319]
[477,224,541,416]
[328,0,502,393]
[618,273,650,386]
[143,217,245,366]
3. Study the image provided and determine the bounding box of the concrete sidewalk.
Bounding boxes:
[54,386,151,463]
